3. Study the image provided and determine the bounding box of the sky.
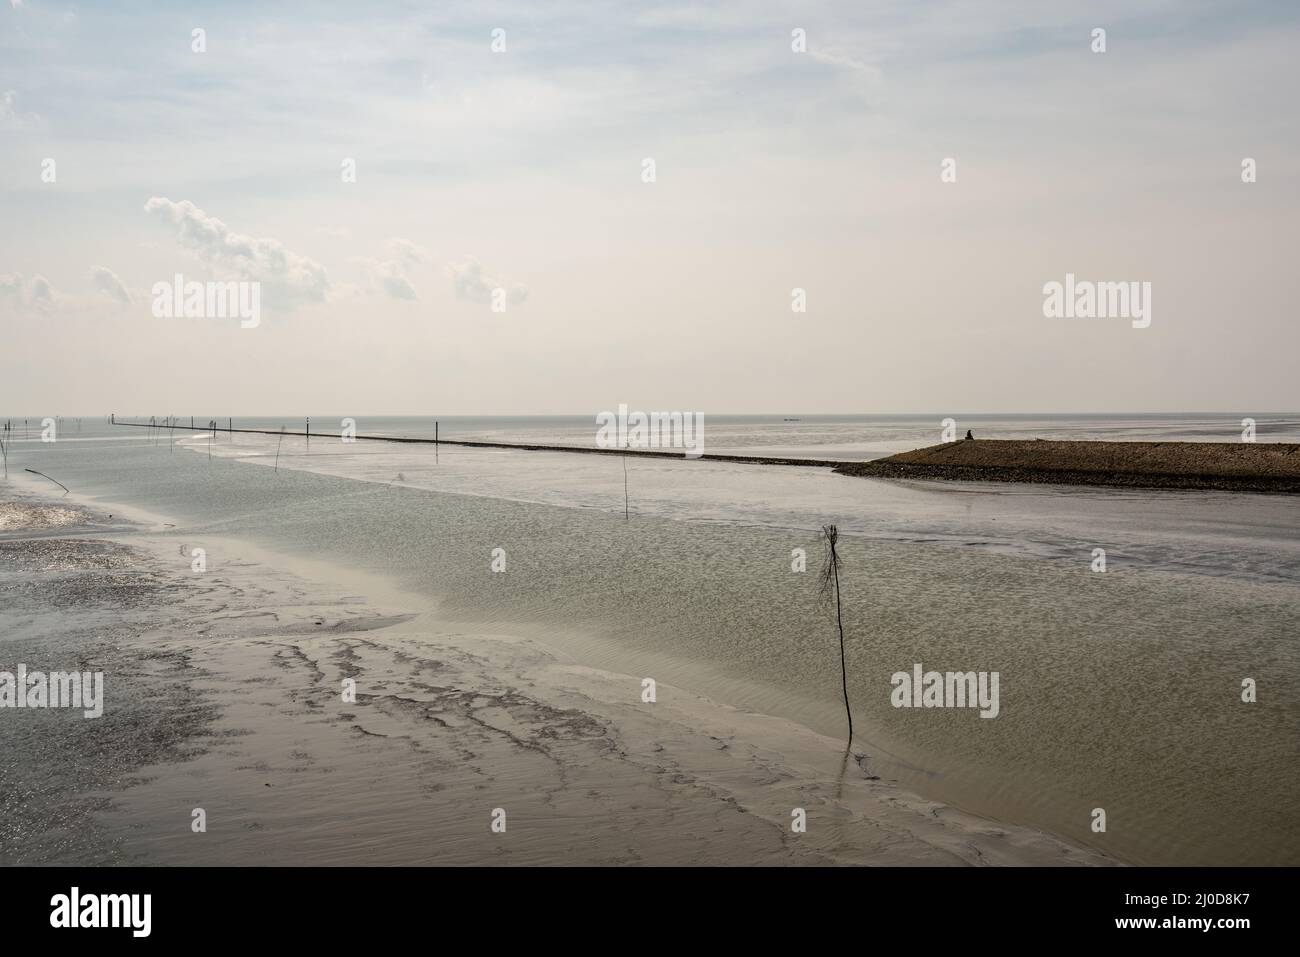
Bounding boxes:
[1,0,1297,416]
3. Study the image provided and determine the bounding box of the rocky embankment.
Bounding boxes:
[835,440,1300,493]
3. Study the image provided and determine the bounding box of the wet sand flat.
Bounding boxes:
[0,493,1111,866]
[5,427,1298,867]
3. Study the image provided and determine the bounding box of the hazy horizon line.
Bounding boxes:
[12,410,1297,420]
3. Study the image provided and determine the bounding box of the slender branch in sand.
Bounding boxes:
[275,426,286,472]
[622,453,629,521]
[25,468,69,495]
[819,524,853,747]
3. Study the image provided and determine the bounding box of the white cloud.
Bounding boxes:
[353,237,433,300]
[386,237,432,266]
[447,257,527,307]
[144,197,329,308]
[89,265,131,305]
[808,48,881,82]
[371,260,417,300]
[0,272,53,312]
[0,89,40,128]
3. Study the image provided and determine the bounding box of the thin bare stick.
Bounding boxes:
[25,468,69,495]
[819,524,853,747]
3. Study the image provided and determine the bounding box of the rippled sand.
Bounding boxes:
[1,496,1110,866]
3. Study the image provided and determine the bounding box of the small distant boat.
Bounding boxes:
[783,417,802,422]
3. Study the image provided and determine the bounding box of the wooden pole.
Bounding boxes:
[821,525,853,747]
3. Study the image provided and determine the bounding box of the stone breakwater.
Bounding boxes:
[834,440,1300,493]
